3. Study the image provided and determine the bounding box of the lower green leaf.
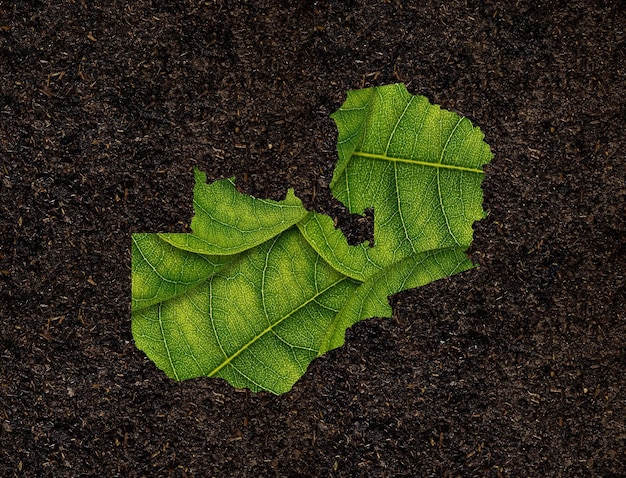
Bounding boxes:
[133,227,359,394]
[320,247,474,352]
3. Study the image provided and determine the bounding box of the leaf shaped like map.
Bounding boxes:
[131,83,493,394]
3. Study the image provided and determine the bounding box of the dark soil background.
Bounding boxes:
[1,1,625,476]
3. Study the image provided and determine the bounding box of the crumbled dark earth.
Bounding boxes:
[1,1,625,476]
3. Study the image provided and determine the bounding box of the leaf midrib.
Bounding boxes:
[352,151,484,174]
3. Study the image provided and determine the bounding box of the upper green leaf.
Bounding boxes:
[133,228,360,394]
[131,83,493,394]
[299,83,492,281]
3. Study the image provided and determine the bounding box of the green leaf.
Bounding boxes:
[158,169,308,255]
[319,247,474,352]
[131,171,308,313]
[131,233,231,312]
[131,83,493,394]
[300,83,492,281]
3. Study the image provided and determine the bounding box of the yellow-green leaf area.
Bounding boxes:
[132,227,359,394]
[131,83,493,395]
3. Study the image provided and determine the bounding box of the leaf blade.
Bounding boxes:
[131,83,493,394]
[133,227,359,394]
[159,169,308,256]
[309,83,492,276]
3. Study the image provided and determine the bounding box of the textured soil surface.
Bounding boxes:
[1,1,625,476]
